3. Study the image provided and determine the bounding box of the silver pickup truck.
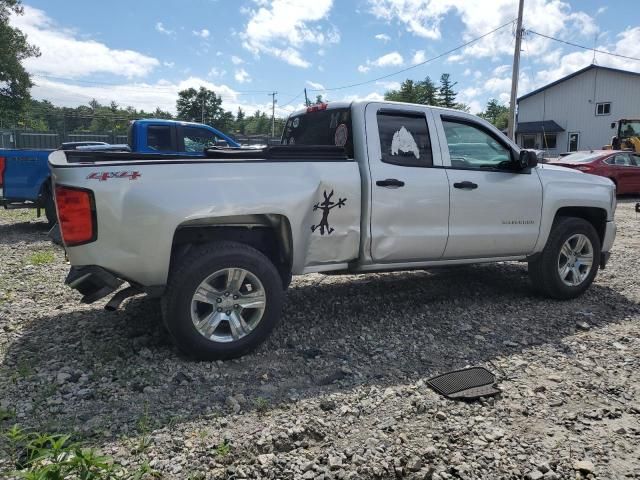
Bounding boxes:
[49,101,617,360]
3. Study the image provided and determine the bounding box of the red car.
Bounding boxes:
[550,150,640,195]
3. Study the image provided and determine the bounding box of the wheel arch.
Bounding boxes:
[554,206,607,246]
[169,214,293,288]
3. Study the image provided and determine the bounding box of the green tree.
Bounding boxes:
[235,107,246,134]
[415,76,439,106]
[0,0,40,118]
[479,98,509,129]
[384,79,419,103]
[176,86,224,125]
[437,73,457,108]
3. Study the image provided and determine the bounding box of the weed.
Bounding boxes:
[214,439,231,457]
[255,396,269,414]
[28,250,55,266]
[1,425,158,479]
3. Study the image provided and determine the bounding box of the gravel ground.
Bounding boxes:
[1,199,639,479]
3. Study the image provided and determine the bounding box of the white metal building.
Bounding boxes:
[516,65,640,155]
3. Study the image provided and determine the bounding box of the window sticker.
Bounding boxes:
[391,126,420,159]
[334,123,348,147]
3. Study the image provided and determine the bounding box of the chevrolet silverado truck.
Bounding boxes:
[48,101,617,360]
[1,119,239,225]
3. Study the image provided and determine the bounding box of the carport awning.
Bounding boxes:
[517,120,564,134]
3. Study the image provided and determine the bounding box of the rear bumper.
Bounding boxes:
[65,266,123,304]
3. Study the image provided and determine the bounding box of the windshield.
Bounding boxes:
[281,107,353,157]
[620,120,640,138]
[558,151,605,163]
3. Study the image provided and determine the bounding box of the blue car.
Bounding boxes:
[0,120,239,225]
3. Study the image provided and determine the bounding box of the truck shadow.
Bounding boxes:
[2,263,638,445]
[0,219,51,245]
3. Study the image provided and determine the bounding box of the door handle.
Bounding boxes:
[453,181,478,190]
[376,178,405,188]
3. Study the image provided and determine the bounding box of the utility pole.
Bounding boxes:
[507,0,524,141]
[269,91,277,139]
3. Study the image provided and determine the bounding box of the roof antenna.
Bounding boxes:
[592,33,599,65]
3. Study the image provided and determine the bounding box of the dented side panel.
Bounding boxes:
[49,154,361,285]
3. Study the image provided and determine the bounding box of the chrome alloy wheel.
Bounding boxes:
[557,233,594,287]
[190,268,266,343]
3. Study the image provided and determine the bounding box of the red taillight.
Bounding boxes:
[55,186,97,246]
[0,156,5,189]
[306,103,328,113]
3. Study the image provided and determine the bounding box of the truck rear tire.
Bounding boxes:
[528,217,600,299]
[162,241,284,360]
[43,184,57,227]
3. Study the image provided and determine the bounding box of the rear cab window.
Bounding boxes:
[282,106,354,158]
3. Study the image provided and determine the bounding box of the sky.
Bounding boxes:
[10,0,640,117]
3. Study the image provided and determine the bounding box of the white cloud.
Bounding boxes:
[28,76,303,118]
[492,64,510,76]
[234,68,251,83]
[376,80,401,90]
[341,92,385,102]
[163,61,175,68]
[208,67,226,78]
[358,51,404,72]
[193,28,210,38]
[375,33,391,42]
[242,0,339,68]
[11,6,159,78]
[412,50,426,64]
[155,22,174,36]
[231,56,244,65]
[306,80,325,90]
[367,0,599,62]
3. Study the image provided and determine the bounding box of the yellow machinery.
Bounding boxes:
[604,119,640,152]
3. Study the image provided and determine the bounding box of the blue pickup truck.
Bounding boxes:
[0,119,239,225]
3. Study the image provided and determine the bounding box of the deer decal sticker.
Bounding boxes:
[311,190,347,235]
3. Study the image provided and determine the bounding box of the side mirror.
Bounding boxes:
[215,140,229,147]
[518,150,538,169]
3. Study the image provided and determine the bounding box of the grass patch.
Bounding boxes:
[28,250,56,265]
[2,425,158,479]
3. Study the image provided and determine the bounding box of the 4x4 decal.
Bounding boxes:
[311,190,346,235]
[87,171,141,181]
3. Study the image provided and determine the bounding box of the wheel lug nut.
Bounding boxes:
[217,307,222,312]
[216,298,222,303]
[225,310,231,315]
[233,295,238,299]
[234,304,239,309]
[225,292,230,297]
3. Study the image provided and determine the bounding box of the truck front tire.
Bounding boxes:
[528,217,601,299]
[163,241,284,360]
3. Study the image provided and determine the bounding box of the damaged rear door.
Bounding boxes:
[365,103,450,262]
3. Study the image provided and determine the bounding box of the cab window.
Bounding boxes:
[184,126,219,152]
[146,125,173,151]
[442,120,512,169]
[377,112,433,167]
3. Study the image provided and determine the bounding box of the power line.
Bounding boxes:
[307,19,516,92]
[278,90,304,108]
[527,30,640,62]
